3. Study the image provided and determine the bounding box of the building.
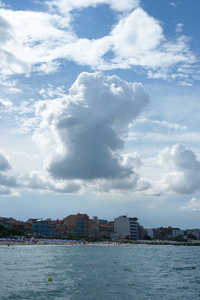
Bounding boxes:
[146,229,154,239]
[99,224,113,238]
[114,215,139,240]
[88,222,100,240]
[0,217,16,229]
[110,232,119,241]
[138,224,145,239]
[26,218,38,225]
[12,221,25,231]
[32,219,52,236]
[158,227,181,240]
[92,216,108,225]
[63,213,89,237]
[172,229,187,238]
[186,229,200,239]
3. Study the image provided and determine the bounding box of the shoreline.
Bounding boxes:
[1,240,200,246]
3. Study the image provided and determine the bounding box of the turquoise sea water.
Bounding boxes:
[1,244,200,299]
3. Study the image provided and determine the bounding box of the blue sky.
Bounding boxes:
[0,0,200,229]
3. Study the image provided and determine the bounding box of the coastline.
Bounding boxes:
[1,240,200,246]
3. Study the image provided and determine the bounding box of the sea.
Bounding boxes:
[1,244,200,300]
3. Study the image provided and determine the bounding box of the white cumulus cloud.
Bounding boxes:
[158,144,200,194]
[34,72,149,187]
[0,3,196,81]
[111,8,163,60]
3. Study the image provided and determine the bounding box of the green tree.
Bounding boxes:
[188,234,197,240]
[144,234,152,240]
[0,223,8,237]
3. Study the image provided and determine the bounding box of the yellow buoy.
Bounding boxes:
[48,277,53,281]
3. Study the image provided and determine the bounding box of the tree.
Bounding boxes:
[0,223,8,237]
[188,234,197,240]
[143,234,152,240]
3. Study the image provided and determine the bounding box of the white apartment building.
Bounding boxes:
[114,215,139,240]
[172,229,183,237]
[186,229,200,240]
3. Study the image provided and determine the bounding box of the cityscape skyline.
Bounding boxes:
[0,211,199,231]
[1,213,200,242]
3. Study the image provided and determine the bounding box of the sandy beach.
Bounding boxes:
[1,239,200,246]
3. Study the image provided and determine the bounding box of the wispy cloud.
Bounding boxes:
[169,2,177,7]
[0,98,12,111]
[46,0,140,14]
[176,23,184,33]
[134,117,187,131]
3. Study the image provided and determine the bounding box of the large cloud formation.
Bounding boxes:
[35,72,149,183]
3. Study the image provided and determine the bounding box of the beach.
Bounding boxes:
[1,239,200,246]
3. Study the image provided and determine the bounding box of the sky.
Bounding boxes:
[0,0,200,229]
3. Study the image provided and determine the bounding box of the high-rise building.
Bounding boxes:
[114,215,139,240]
